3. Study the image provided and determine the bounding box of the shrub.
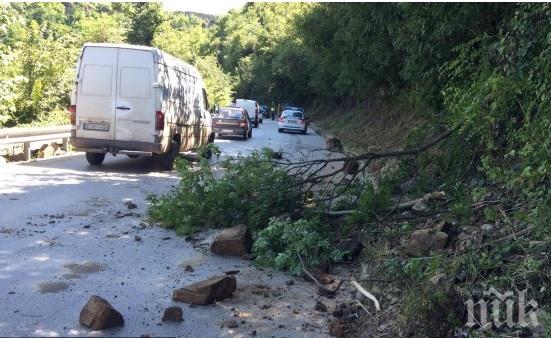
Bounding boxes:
[147,149,303,235]
[253,218,344,275]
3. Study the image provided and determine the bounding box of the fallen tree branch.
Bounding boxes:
[297,251,344,296]
[325,191,447,216]
[276,127,456,167]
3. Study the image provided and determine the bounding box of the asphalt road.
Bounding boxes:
[0,120,335,337]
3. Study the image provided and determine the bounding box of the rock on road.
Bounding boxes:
[0,120,334,337]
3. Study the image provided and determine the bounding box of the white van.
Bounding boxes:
[234,99,260,127]
[69,43,214,170]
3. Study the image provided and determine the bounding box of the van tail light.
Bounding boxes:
[69,105,76,125]
[155,111,164,130]
[278,116,284,122]
[299,118,305,125]
[238,121,247,128]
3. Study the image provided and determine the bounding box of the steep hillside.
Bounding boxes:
[308,98,421,154]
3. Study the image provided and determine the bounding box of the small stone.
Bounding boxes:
[429,273,448,286]
[405,228,448,256]
[223,319,238,328]
[412,200,429,213]
[134,235,142,242]
[332,308,343,318]
[454,269,468,284]
[315,300,327,312]
[271,151,283,159]
[328,318,345,337]
[481,223,494,232]
[124,200,137,209]
[285,280,294,286]
[83,225,91,229]
[184,265,194,272]
[162,306,183,322]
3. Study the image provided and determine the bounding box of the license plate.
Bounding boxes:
[83,122,110,131]
[287,120,296,123]
[221,129,233,133]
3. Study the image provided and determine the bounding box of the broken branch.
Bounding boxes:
[325,191,447,216]
[297,251,344,296]
[351,277,381,312]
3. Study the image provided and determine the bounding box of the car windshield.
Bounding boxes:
[217,109,242,119]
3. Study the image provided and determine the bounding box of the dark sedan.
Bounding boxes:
[212,107,252,140]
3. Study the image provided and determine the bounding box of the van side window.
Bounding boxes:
[120,67,151,99]
[81,65,112,97]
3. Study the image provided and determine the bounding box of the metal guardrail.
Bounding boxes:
[0,125,72,161]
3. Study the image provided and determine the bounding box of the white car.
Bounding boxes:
[278,110,307,134]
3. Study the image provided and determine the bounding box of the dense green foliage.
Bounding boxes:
[253,218,344,275]
[147,150,303,235]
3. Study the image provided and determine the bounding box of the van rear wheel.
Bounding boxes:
[155,140,179,171]
[86,152,105,166]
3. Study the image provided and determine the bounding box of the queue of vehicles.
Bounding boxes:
[69,43,307,169]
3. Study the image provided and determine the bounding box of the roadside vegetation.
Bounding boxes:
[1,2,550,336]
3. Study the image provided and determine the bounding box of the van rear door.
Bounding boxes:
[114,49,155,143]
[75,46,117,140]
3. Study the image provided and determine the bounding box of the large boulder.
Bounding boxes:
[210,224,252,256]
[172,275,236,305]
[405,228,448,256]
[79,295,124,330]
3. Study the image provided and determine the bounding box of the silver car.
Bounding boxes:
[278,110,307,134]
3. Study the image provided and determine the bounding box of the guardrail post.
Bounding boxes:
[62,137,70,152]
[23,141,31,161]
